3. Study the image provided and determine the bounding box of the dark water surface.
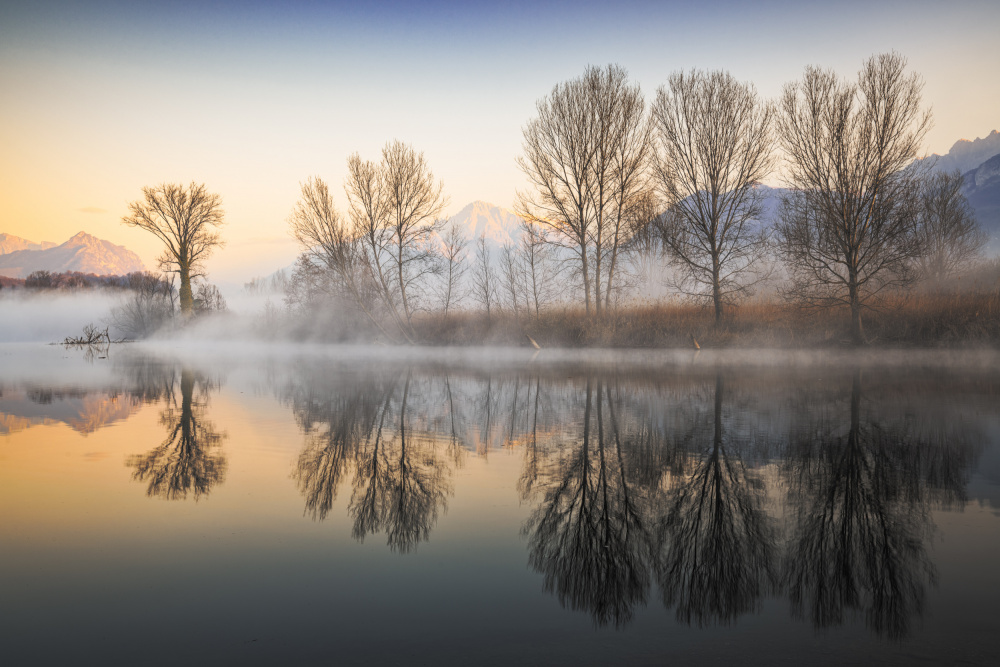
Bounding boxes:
[2,344,999,666]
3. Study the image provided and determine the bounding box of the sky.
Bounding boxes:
[1,0,998,283]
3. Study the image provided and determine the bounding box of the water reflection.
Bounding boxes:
[655,374,778,626]
[782,370,981,639]
[524,379,654,627]
[126,365,227,501]
[287,366,458,552]
[271,359,991,635]
[8,346,989,641]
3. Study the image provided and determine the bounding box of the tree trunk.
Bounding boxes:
[180,367,194,442]
[179,263,193,316]
[594,242,603,320]
[712,255,723,326]
[848,277,864,345]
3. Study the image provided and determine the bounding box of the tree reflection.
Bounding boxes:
[293,376,388,520]
[655,374,778,626]
[350,374,452,553]
[289,369,454,553]
[524,380,655,627]
[126,367,227,500]
[783,370,952,640]
[277,359,984,636]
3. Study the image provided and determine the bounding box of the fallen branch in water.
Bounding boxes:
[63,323,127,346]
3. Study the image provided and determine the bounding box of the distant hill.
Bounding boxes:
[0,232,145,278]
[0,233,56,255]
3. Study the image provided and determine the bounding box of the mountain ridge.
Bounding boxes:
[918,129,1000,175]
[0,231,145,278]
[0,233,57,255]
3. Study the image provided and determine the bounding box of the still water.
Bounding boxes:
[2,343,999,666]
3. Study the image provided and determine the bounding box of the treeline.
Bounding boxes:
[1,268,229,342]
[280,52,994,346]
[112,52,996,346]
[5,270,173,291]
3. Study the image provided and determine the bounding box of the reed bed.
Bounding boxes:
[411,290,1000,348]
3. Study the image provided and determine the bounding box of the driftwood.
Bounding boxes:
[63,323,126,346]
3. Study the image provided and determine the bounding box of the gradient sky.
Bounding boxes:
[1,0,997,283]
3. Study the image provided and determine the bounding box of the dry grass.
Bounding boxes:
[411,290,1000,349]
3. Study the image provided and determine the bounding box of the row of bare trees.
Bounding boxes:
[115,53,986,344]
[289,53,984,345]
[516,54,987,343]
[288,142,447,343]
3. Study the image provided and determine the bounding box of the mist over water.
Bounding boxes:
[0,291,121,343]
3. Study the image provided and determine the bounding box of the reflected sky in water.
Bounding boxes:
[2,344,1000,665]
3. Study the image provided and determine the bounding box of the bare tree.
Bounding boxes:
[592,67,653,314]
[194,282,227,313]
[913,170,986,286]
[499,242,527,317]
[652,70,775,325]
[122,183,225,316]
[517,64,650,317]
[471,235,498,320]
[622,191,663,299]
[288,176,398,341]
[346,140,448,337]
[438,224,469,315]
[110,273,175,339]
[776,53,932,344]
[518,221,560,316]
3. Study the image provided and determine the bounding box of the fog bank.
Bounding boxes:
[0,291,120,343]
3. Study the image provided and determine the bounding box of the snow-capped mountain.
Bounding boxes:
[444,200,527,249]
[918,130,1000,175]
[962,153,1000,251]
[0,231,145,278]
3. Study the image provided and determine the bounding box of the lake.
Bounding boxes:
[2,343,999,666]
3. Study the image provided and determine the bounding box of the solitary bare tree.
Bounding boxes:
[776,53,931,344]
[122,183,225,316]
[913,170,986,286]
[652,70,775,325]
[517,64,651,317]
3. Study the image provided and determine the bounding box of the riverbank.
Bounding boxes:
[412,291,1000,348]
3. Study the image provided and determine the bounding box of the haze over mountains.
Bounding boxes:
[0,232,145,278]
[443,200,530,250]
[442,132,1000,257]
[3,131,998,285]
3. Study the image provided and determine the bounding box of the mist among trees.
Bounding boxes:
[8,51,994,348]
